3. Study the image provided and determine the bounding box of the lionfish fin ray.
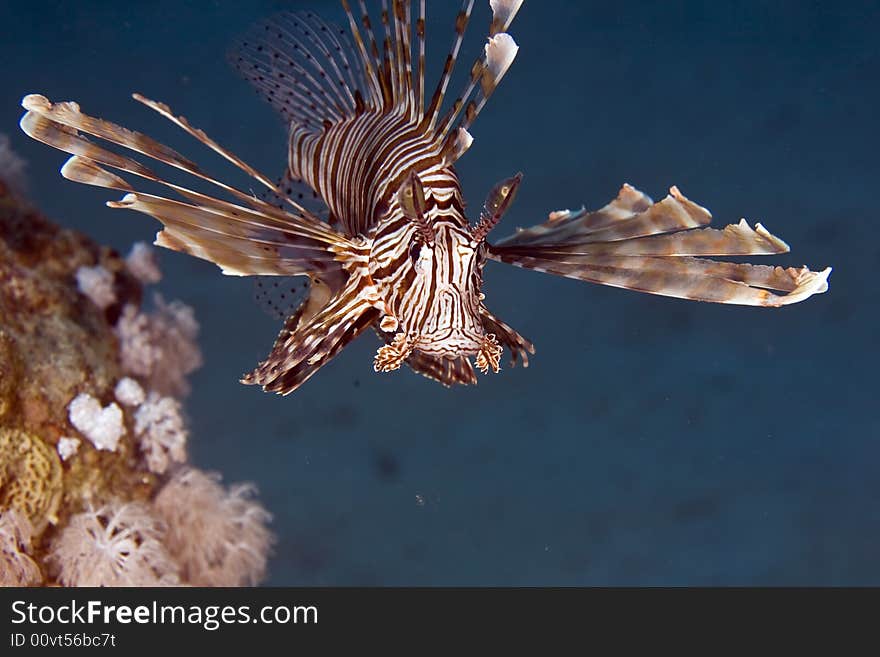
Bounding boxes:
[490,184,831,307]
[110,192,345,277]
[392,0,414,114]
[20,94,350,276]
[19,93,321,218]
[244,279,381,395]
[231,10,376,131]
[259,169,333,225]
[495,185,711,248]
[435,0,522,140]
[406,353,478,386]
[422,0,475,129]
[414,1,427,116]
[480,308,534,368]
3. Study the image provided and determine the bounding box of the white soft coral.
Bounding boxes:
[48,502,180,586]
[67,393,125,452]
[153,468,273,586]
[115,294,202,397]
[75,264,116,309]
[124,242,162,285]
[133,392,187,475]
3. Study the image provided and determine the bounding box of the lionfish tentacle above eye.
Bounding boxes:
[472,171,522,243]
[490,184,832,307]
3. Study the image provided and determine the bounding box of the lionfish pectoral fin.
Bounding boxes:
[19,94,351,277]
[243,278,380,395]
[373,332,413,373]
[489,184,831,307]
[480,308,534,368]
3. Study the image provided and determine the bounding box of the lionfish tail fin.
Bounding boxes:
[19,93,353,277]
[489,184,831,307]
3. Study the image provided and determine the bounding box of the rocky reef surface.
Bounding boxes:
[0,164,273,586]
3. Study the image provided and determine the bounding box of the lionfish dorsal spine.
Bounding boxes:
[435,1,523,137]
[421,0,475,131]
[414,0,427,117]
[233,1,526,239]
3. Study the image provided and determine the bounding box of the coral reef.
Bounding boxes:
[0,509,42,586]
[115,294,202,397]
[0,427,62,533]
[67,393,125,452]
[75,264,116,310]
[0,134,27,199]
[0,160,273,586]
[133,393,187,475]
[48,502,181,586]
[154,469,273,586]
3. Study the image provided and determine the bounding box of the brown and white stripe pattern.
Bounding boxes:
[491,184,831,307]
[19,0,829,396]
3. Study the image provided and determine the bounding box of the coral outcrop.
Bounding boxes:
[0,152,273,586]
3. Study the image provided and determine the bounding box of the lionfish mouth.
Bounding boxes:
[373,330,503,375]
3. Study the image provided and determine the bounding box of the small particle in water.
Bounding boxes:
[415,494,425,507]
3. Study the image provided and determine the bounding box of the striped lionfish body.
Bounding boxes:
[19,0,831,395]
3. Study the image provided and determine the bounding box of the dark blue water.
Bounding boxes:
[2,0,876,585]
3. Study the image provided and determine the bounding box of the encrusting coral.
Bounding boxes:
[0,152,273,587]
[0,427,62,533]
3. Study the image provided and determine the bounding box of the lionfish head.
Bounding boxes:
[374,172,522,373]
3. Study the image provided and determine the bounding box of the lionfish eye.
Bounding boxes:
[398,171,427,220]
[409,241,421,263]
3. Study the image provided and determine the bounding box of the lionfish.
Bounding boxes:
[20,0,830,395]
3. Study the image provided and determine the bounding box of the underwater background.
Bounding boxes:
[1,0,876,585]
